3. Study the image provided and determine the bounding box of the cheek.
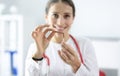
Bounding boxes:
[48,18,56,24]
[67,20,73,27]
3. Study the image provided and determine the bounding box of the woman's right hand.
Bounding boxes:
[32,24,56,58]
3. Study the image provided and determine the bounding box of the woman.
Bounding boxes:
[25,0,99,76]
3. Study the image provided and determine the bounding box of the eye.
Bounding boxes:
[64,14,70,19]
[53,14,59,19]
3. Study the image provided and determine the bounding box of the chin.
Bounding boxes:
[55,33,64,37]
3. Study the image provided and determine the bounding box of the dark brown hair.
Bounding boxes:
[45,0,75,17]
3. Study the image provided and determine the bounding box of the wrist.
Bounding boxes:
[32,51,43,59]
[72,61,81,73]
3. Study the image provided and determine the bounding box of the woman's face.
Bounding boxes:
[46,2,74,35]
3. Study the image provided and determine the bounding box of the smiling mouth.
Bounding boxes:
[53,25,67,32]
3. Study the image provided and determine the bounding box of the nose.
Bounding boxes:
[57,17,65,26]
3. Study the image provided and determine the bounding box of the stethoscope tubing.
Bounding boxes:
[43,35,84,76]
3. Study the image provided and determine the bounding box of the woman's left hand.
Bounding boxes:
[58,41,81,73]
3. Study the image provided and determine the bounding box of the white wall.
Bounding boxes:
[71,0,120,38]
[92,40,120,75]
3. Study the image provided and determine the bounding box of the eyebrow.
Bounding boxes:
[51,12,72,15]
[64,13,72,15]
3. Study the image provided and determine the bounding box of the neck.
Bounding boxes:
[51,33,70,43]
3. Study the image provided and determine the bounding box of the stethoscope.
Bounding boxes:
[43,34,84,76]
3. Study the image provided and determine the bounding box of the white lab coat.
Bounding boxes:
[25,36,99,76]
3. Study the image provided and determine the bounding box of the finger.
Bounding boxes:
[43,27,56,34]
[61,42,76,56]
[32,31,37,38]
[47,31,64,41]
[62,49,74,61]
[47,31,56,41]
[43,28,57,39]
[58,50,69,63]
[35,25,49,32]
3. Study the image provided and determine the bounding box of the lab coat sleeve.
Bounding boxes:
[75,38,99,76]
[25,43,48,76]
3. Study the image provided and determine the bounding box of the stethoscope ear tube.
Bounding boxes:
[69,35,84,64]
[43,53,50,66]
[43,53,50,76]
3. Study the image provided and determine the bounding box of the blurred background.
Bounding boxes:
[0,0,120,76]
